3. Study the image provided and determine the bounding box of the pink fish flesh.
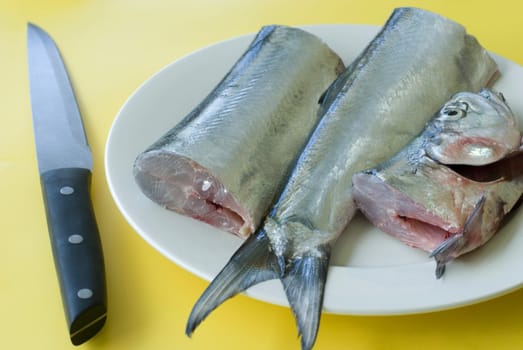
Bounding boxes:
[353,89,523,277]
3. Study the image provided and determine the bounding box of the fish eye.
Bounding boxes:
[441,107,466,120]
[440,100,469,120]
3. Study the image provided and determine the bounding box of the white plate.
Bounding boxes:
[105,24,523,315]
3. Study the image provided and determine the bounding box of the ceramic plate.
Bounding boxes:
[105,24,523,315]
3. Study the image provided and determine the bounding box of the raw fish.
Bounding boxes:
[134,25,344,237]
[186,8,498,350]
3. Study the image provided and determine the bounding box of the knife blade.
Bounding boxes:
[26,23,107,345]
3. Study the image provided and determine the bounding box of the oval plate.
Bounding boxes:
[105,24,523,315]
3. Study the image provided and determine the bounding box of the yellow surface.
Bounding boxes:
[3,0,523,349]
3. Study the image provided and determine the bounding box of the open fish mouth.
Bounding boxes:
[449,150,523,183]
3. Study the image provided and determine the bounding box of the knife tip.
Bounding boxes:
[26,22,50,39]
[27,22,38,31]
[26,22,40,41]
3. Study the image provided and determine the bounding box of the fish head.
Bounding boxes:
[425,88,521,165]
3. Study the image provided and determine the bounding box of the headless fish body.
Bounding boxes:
[186,8,498,350]
[353,89,523,278]
[134,25,344,237]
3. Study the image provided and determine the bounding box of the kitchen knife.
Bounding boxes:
[26,23,107,345]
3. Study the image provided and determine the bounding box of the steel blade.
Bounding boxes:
[27,23,92,173]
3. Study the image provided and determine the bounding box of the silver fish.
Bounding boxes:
[134,25,344,237]
[186,7,498,350]
[353,89,523,278]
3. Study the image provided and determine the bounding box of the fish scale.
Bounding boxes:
[186,7,499,350]
[134,25,345,237]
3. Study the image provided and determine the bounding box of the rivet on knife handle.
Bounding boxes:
[40,168,107,345]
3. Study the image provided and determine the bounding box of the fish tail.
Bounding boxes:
[281,244,330,350]
[186,229,281,336]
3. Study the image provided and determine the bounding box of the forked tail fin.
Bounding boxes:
[186,230,331,350]
[282,245,330,350]
[186,229,281,336]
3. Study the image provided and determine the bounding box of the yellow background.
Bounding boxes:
[2,0,523,349]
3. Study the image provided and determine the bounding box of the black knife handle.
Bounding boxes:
[40,168,107,345]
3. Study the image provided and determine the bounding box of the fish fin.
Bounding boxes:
[429,234,460,279]
[186,229,281,336]
[317,88,328,105]
[429,195,486,278]
[281,245,330,350]
[317,65,352,115]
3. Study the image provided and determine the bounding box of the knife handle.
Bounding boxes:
[40,168,107,345]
